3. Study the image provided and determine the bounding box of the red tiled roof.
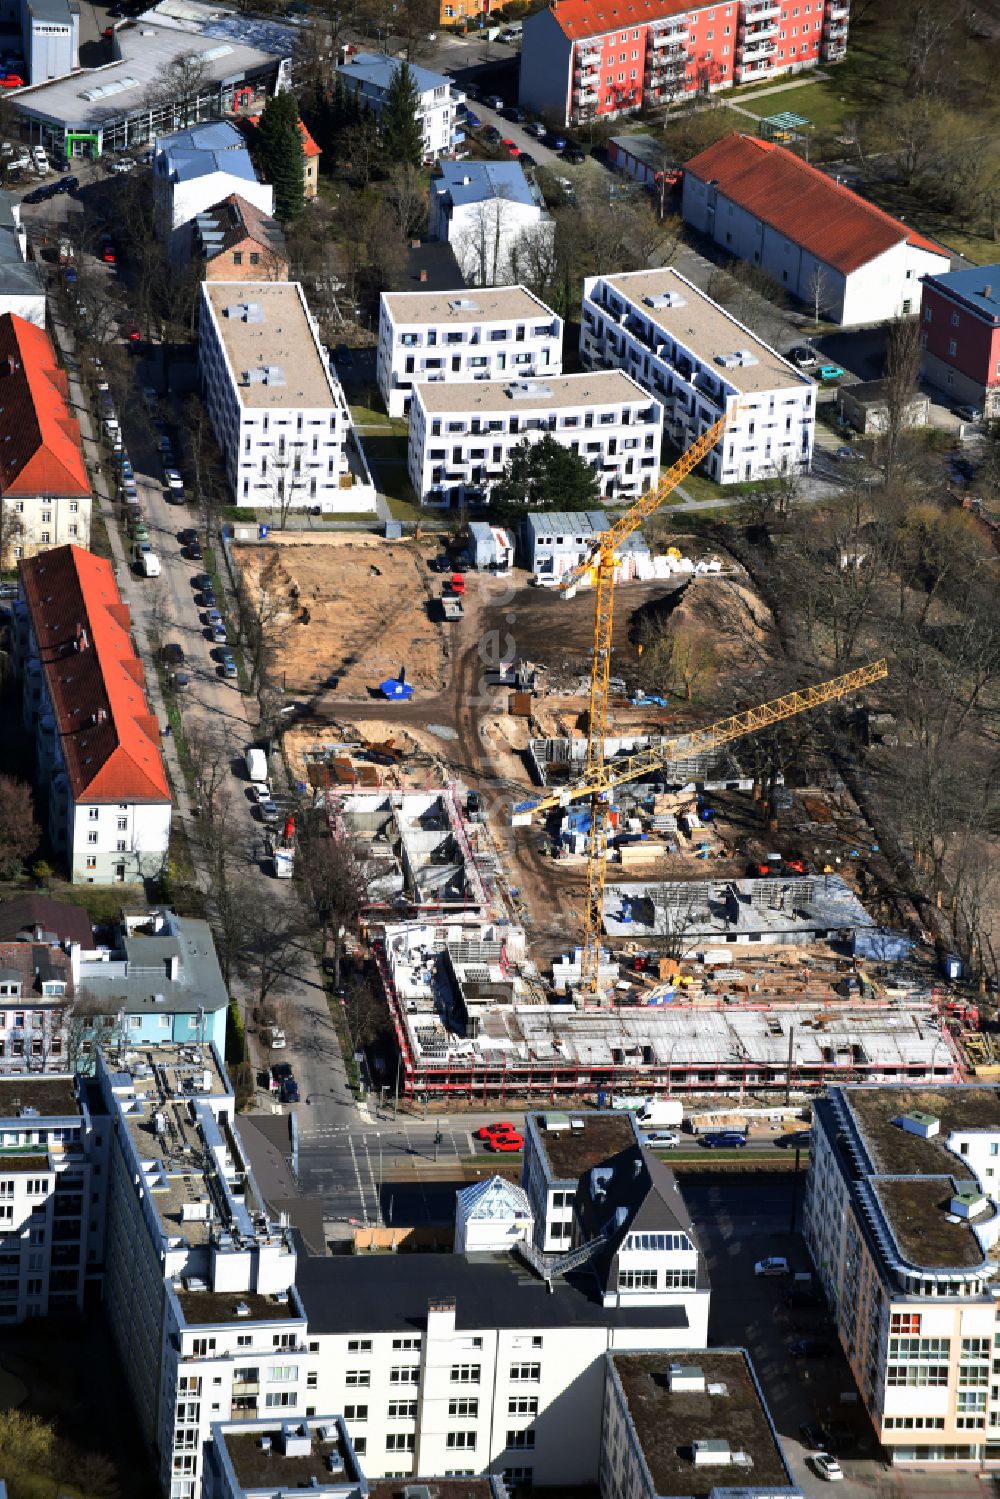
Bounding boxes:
[549,0,698,41]
[244,115,321,158]
[19,545,171,805]
[0,315,89,499]
[684,134,947,276]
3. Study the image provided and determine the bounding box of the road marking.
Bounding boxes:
[346,1133,369,1229]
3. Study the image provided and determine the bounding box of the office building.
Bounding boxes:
[14,545,172,884]
[580,267,815,483]
[377,286,563,419]
[599,1349,800,1499]
[337,52,464,163]
[681,133,949,326]
[0,1075,105,1322]
[198,281,375,514]
[519,0,850,129]
[805,1085,1000,1466]
[407,372,662,508]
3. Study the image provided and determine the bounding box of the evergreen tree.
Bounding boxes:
[491,435,601,516]
[381,60,423,168]
[256,91,306,221]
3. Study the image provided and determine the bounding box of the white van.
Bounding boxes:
[246,747,268,786]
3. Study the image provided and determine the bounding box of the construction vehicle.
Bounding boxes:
[512,413,890,1001]
[269,814,295,878]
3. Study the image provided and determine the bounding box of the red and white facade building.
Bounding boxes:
[919,265,1000,419]
[518,0,849,128]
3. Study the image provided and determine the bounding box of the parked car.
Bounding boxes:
[518,152,537,169]
[99,238,116,265]
[700,1130,747,1149]
[562,146,586,164]
[754,1257,790,1277]
[642,1128,681,1148]
[504,104,526,122]
[833,446,856,461]
[211,621,228,645]
[161,643,186,667]
[476,1121,517,1140]
[108,156,135,174]
[525,120,546,138]
[0,74,25,89]
[790,1338,836,1359]
[268,1026,286,1050]
[956,403,982,422]
[259,799,280,824]
[192,572,212,591]
[164,467,184,494]
[800,1423,832,1451]
[788,344,817,370]
[484,125,502,144]
[204,608,223,628]
[185,542,203,561]
[464,111,482,129]
[812,1454,843,1482]
[197,588,217,609]
[485,93,504,110]
[818,363,845,381]
[271,1062,292,1083]
[157,434,173,455]
[219,649,238,679]
[280,1076,300,1104]
[502,138,519,157]
[30,145,47,171]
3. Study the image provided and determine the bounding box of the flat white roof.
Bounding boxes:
[592,267,814,397]
[382,285,559,327]
[15,22,280,128]
[203,281,341,411]
[413,370,656,414]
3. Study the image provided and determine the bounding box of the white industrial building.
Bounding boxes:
[13,545,172,884]
[336,51,464,162]
[682,134,951,327]
[407,372,662,509]
[581,267,815,484]
[153,121,273,263]
[198,281,375,514]
[428,161,554,288]
[377,286,563,419]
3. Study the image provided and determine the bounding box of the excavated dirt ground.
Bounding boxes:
[233,536,447,699]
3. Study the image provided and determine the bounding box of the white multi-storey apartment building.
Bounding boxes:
[407,373,662,508]
[0,1077,105,1323]
[805,1085,1000,1468]
[599,1349,800,1499]
[336,52,465,162]
[428,162,554,288]
[14,545,172,884]
[580,267,815,484]
[377,287,563,419]
[199,282,374,515]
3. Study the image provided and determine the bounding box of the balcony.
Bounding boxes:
[824,17,848,36]
[743,0,780,15]
[649,24,687,45]
[742,18,778,39]
[828,0,849,15]
[738,36,777,57]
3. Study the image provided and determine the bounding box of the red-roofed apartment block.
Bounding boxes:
[519,0,850,128]
[0,314,91,567]
[14,545,172,884]
[682,133,950,325]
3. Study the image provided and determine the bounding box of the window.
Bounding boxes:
[344,1404,368,1422]
[887,1366,949,1387]
[449,1397,479,1417]
[510,1363,540,1382]
[507,1429,536,1450]
[390,1367,419,1385]
[249,252,260,265]
[388,1400,417,1419]
[192,1338,216,1357]
[949,339,958,356]
[446,1432,476,1450]
[620,1269,658,1290]
[450,1365,480,1384]
[233,252,243,264]
[87,832,98,845]
[117,818,128,831]
[392,1337,421,1350]
[268,1366,298,1382]
[307,1372,317,1389]
[353,1438,367,1456]
[509,1396,538,1417]
[891,1313,921,1335]
[88,808,99,821]
[387,1434,415,1452]
[265,1392,295,1408]
[345,1371,370,1387]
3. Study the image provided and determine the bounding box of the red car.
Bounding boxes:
[0,74,23,88]
[126,322,140,342]
[488,1133,523,1152]
[502,138,519,158]
[476,1121,516,1140]
[101,244,116,266]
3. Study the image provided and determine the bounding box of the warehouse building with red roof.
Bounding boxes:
[681,133,951,326]
[519,0,849,129]
[0,313,91,568]
[14,545,172,885]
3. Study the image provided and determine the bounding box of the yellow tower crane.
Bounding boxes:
[517,415,889,1001]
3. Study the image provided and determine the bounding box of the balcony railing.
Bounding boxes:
[828,0,849,15]
[742,18,778,38]
[739,36,776,57]
[743,0,780,16]
[824,18,848,35]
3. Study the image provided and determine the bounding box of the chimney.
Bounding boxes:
[419,270,428,282]
[984,284,993,299]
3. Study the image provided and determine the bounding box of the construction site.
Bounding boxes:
[253,412,998,1104]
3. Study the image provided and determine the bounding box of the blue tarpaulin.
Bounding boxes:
[379,677,414,700]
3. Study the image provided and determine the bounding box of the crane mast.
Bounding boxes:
[522,414,888,1002]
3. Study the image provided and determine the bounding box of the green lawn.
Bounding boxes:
[349,403,404,433]
[732,79,850,135]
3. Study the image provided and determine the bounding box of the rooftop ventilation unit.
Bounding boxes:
[644,292,685,310]
[715,350,759,369]
[707,1382,729,1397]
[691,1440,732,1466]
[448,298,479,313]
[669,1364,706,1393]
[506,380,552,400]
[326,1453,345,1473]
[242,369,266,386]
[234,1300,251,1317]
[257,1436,272,1453]
[225,302,264,323]
[201,43,233,60]
[263,365,286,386]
